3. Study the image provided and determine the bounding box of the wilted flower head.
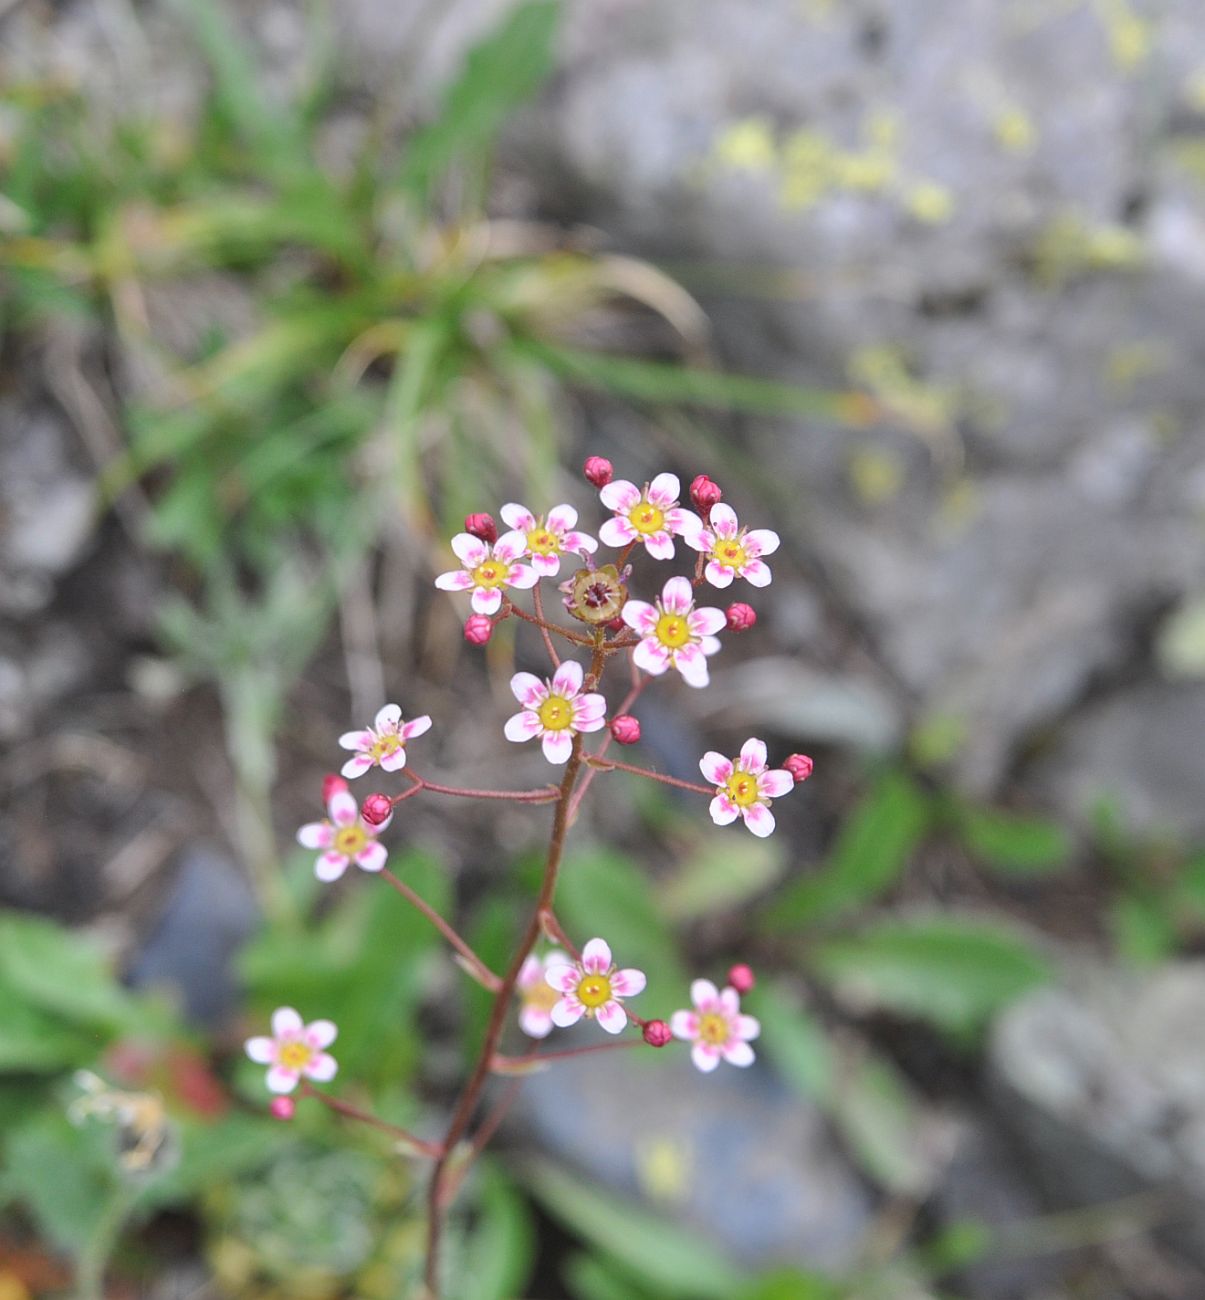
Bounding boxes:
[560,562,628,625]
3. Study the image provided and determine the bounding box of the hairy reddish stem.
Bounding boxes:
[300,1081,442,1157]
[566,664,647,824]
[397,769,560,804]
[531,583,560,669]
[490,1036,646,1073]
[379,868,502,992]
[422,632,606,1294]
[504,598,594,646]
[583,754,713,797]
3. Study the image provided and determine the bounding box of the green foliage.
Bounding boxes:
[769,769,930,928]
[948,801,1070,876]
[810,914,1052,1038]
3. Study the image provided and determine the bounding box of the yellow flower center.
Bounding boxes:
[538,694,574,731]
[526,526,559,556]
[724,771,760,807]
[698,1012,729,1046]
[577,973,613,1009]
[629,501,665,535]
[334,825,368,856]
[655,612,691,648]
[714,538,748,570]
[278,1040,313,1070]
[369,732,402,760]
[523,982,560,1014]
[472,559,508,588]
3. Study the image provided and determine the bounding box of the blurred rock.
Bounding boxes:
[1027,683,1205,840]
[989,962,1205,1267]
[0,400,96,618]
[127,844,259,1026]
[512,1046,874,1271]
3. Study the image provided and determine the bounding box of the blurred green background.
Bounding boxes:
[4,0,1205,1297]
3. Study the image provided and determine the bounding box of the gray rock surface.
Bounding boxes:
[512,1043,876,1271]
[990,962,1205,1267]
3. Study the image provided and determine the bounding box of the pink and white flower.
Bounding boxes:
[245,1007,338,1094]
[670,980,760,1073]
[598,473,702,560]
[434,531,538,615]
[297,788,390,881]
[499,502,597,578]
[545,938,647,1035]
[338,704,431,779]
[686,503,780,589]
[516,950,564,1038]
[621,575,725,688]
[503,659,607,764]
[700,738,794,837]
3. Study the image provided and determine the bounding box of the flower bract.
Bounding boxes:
[545,938,646,1035]
[297,788,390,881]
[622,575,725,687]
[245,1007,338,1094]
[670,980,760,1072]
[434,531,538,615]
[504,660,607,763]
[700,738,794,837]
[338,703,431,778]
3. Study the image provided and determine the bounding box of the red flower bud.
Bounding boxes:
[610,714,641,745]
[583,455,614,488]
[643,1019,672,1047]
[361,792,393,826]
[464,614,493,645]
[726,602,757,632]
[322,773,349,804]
[464,512,497,545]
[269,1096,296,1121]
[690,473,723,514]
[783,753,814,784]
[727,963,756,995]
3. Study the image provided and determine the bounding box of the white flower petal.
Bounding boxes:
[581,937,612,973]
[661,576,694,615]
[450,533,487,567]
[741,558,773,587]
[595,1001,628,1034]
[709,794,740,825]
[550,998,586,1028]
[758,769,795,799]
[699,751,733,785]
[691,1042,722,1073]
[599,479,641,511]
[519,1004,554,1038]
[670,1010,699,1040]
[633,638,670,675]
[599,516,636,547]
[722,1040,755,1068]
[297,821,333,849]
[610,968,646,997]
[374,703,402,730]
[739,738,768,773]
[709,503,739,536]
[355,841,387,873]
[647,472,680,506]
[501,502,535,531]
[742,803,776,837]
[551,659,584,697]
[305,1020,338,1049]
[315,851,348,882]
[472,587,504,614]
[271,1007,303,1038]
[504,710,542,742]
[541,729,574,764]
[643,531,675,560]
[745,528,780,557]
[266,1065,300,1094]
[691,980,720,1010]
[547,504,578,532]
[305,1052,338,1082]
[672,643,710,688]
[245,1036,275,1064]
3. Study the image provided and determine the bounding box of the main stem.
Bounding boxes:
[421,635,605,1296]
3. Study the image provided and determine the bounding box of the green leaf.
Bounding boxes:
[952,803,1070,876]
[658,831,784,922]
[401,1,560,202]
[2,1112,118,1254]
[556,849,687,1000]
[519,340,868,422]
[0,911,136,1033]
[523,1159,745,1299]
[563,1252,660,1300]
[748,984,934,1194]
[737,1270,841,1300]
[768,770,930,929]
[744,983,833,1098]
[1110,894,1174,965]
[811,914,1052,1037]
[457,1164,535,1300]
